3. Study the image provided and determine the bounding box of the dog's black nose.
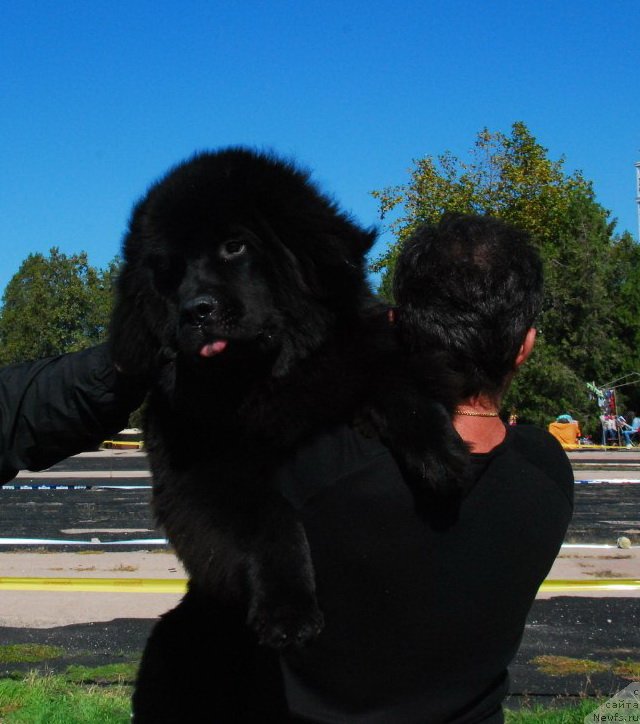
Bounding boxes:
[182,295,218,324]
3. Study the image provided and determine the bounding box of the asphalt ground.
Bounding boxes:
[3,450,640,547]
[0,447,639,709]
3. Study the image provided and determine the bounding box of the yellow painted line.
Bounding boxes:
[0,577,187,593]
[567,444,639,451]
[540,579,640,592]
[0,577,639,594]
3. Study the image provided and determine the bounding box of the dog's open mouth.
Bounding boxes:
[199,340,229,358]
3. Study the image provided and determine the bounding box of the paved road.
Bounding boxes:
[3,450,640,547]
[1,451,158,548]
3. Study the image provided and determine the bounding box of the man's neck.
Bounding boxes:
[454,397,506,453]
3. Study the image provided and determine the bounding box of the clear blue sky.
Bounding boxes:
[1,0,638,296]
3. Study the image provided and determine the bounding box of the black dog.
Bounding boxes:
[110,148,467,703]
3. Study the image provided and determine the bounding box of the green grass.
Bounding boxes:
[612,658,640,679]
[530,655,609,676]
[0,669,612,723]
[0,644,64,665]
[64,662,138,685]
[0,672,131,723]
[531,654,640,681]
[506,699,605,723]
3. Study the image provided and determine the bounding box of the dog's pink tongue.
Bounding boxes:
[199,340,228,358]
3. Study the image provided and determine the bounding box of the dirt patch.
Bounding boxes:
[530,655,608,676]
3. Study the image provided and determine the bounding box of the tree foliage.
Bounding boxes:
[0,248,118,365]
[372,122,640,433]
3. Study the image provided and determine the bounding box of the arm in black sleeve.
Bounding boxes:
[0,344,147,484]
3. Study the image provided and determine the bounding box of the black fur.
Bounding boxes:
[110,148,467,666]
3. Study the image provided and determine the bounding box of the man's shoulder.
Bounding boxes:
[511,422,565,446]
[275,425,393,509]
[510,423,569,453]
[505,424,574,505]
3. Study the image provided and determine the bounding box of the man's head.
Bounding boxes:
[393,213,543,402]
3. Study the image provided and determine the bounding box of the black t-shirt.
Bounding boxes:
[276,423,574,723]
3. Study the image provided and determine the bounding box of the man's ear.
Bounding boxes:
[515,328,537,368]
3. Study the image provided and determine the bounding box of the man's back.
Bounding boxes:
[279,423,573,723]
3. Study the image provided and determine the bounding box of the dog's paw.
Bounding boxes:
[403,436,470,497]
[248,599,324,650]
[392,411,471,500]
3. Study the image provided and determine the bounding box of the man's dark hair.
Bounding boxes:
[393,213,543,400]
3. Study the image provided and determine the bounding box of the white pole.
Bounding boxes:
[636,162,640,242]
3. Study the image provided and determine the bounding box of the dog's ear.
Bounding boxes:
[109,262,161,377]
[109,194,174,376]
[313,224,377,300]
[344,225,377,259]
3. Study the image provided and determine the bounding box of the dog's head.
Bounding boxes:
[110,148,377,378]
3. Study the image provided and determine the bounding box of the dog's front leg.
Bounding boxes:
[244,500,324,649]
[151,462,323,649]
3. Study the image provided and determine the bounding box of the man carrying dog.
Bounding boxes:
[277,213,574,722]
[0,213,573,723]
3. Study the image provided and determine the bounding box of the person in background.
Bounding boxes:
[600,413,618,446]
[547,413,581,448]
[619,411,640,448]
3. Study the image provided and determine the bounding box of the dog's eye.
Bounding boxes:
[220,240,246,260]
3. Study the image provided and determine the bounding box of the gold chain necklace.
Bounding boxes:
[454,409,500,418]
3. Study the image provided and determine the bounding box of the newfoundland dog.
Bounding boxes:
[110,148,467,718]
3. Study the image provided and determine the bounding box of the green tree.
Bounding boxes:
[371,122,639,434]
[600,230,640,415]
[503,337,594,429]
[0,248,117,365]
[608,231,640,371]
[372,121,593,297]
